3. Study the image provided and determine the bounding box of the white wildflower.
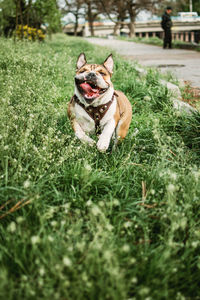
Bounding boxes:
[113,199,120,206]
[16,216,24,224]
[7,221,16,233]
[47,235,54,242]
[131,277,138,284]
[106,223,113,231]
[39,267,45,276]
[86,199,92,207]
[144,95,151,101]
[191,241,199,248]
[84,163,92,172]
[50,220,57,227]
[31,235,40,245]
[23,180,31,189]
[130,258,136,264]
[91,205,101,216]
[167,183,176,193]
[124,221,132,228]
[132,128,139,137]
[122,244,130,252]
[104,250,112,260]
[63,256,72,267]
[150,189,155,195]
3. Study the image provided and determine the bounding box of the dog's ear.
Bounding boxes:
[103,54,113,74]
[76,53,87,70]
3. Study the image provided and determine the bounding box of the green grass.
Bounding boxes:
[118,36,200,51]
[0,33,200,300]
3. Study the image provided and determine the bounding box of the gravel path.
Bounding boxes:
[86,38,200,88]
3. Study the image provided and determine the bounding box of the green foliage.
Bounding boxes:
[0,34,200,299]
[0,0,61,37]
[34,0,61,34]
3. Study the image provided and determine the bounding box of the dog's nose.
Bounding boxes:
[86,72,96,81]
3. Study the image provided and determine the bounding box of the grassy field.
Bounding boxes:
[0,34,200,300]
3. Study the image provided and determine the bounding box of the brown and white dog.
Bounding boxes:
[67,53,132,152]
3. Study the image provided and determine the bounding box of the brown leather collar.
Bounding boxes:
[73,93,116,133]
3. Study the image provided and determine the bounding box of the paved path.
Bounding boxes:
[86,38,200,88]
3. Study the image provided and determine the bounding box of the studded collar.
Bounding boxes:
[73,93,115,133]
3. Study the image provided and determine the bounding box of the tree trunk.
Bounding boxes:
[113,22,120,36]
[89,20,94,36]
[87,1,95,36]
[128,14,135,38]
[74,13,79,36]
[14,0,19,42]
[19,0,24,39]
[128,21,135,38]
[27,0,32,27]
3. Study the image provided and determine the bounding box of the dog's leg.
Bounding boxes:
[97,120,116,152]
[114,118,130,146]
[73,120,96,146]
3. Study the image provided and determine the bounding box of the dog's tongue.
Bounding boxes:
[80,82,99,97]
[80,82,93,92]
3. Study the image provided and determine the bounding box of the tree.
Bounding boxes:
[0,0,61,38]
[126,0,164,37]
[0,0,17,36]
[63,0,84,36]
[84,0,101,36]
[176,0,200,15]
[100,0,162,37]
[33,0,61,35]
[99,0,128,36]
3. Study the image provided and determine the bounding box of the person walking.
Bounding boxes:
[161,6,173,49]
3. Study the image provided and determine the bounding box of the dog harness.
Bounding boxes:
[73,93,118,134]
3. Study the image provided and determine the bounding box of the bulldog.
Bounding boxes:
[67,53,132,152]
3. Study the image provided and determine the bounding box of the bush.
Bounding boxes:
[15,25,45,41]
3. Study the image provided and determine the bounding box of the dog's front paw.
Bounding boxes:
[97,139,110,152]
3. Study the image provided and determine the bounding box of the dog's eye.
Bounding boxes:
[99,71,106,76]
[79,69,86,74]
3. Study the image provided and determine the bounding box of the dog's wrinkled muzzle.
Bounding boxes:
[75,75,108,102]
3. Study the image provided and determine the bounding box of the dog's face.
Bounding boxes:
[75,53,114,104]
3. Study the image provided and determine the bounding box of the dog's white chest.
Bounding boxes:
[75,103,95,133]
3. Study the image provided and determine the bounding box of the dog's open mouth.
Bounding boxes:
[76,79,107,102]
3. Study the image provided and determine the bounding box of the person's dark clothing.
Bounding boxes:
[161,12,173,49]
